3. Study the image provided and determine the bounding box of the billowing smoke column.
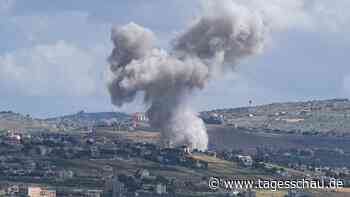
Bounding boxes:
[107,0,266,151]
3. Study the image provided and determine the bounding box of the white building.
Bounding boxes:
[133,112,148,122]
[237,155,253,167]
[27,186,56,197]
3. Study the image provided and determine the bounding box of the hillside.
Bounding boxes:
[43,111,130,131]
[45,111,130,123]
[0,110,130,132]
[204,98,350,136]
[3,98,350,136]
[0,111,50,132]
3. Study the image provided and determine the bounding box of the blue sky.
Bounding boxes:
[0,0,350,118]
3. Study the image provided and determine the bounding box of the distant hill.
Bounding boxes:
[203,98,350,136]
[0,110,131,132]
[45,111,130,121]
[3,98,350,136]
[44,111,131,128]
[0,111,50,132]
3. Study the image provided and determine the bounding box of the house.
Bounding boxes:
[4,132,21,145]
[300,164,308,171]
[277,169,289,177]
[179,145,192,155]
[200,113,224,124]
[90,146,100,158]
[103,165,113,172]
[111,175,126,197]
[237,155,253,167]
[135,169,154,180]
[27,186,56,197]
[58,169,74,180]
[286,190,310,197]
[133,112,148,122]
[194,160,208,169]
[86,190,103,197]
[314,167,325,176]
[7,185,19,196]
[156,183,167,194]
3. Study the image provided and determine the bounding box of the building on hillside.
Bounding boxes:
[133,112,148,122]
[180,145,192,155]
[104,168,126,197]
[285,190,311,197]
[200,112,225,125]
[131,112,149,128]
[155,183,167,195]
[58,169,74,180]
[27,186,56,197]
[112,175,126,197]
[86,190,103,197]
[7,185,20,196]
[237,155,253,167]
[135,169,154,180]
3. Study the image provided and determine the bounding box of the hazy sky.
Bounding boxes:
[0,0,350,118]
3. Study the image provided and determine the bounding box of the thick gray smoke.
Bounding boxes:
[107,0,266,150]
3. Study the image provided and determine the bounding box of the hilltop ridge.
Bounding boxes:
[203,98,350,136]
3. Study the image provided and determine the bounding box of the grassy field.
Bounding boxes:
[191,153,271,179]
[256,190,287,197]
[46,152,273,189]
[207,125,350,153]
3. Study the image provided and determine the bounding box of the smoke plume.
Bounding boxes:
[107,0,266,150]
